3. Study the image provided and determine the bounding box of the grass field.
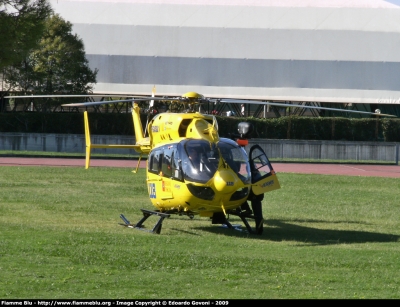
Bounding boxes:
[1,165,399,299]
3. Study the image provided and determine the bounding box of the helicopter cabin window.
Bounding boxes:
[178,119,192,137]
[149,145,183,181]
[171,146,183,181]
[250,147,273,181]
[161,154,172,178]
[161,146,174,178]
[148,150,161,174]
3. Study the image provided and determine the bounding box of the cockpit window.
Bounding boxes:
[177,138,251,184]
[181,140,219,183]
[217,139,251,184]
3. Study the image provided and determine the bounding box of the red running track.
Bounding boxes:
[1,157,400,178]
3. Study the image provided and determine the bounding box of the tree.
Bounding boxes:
[0,0,52,70]
[31,13,98,94]
[3,13,98,110]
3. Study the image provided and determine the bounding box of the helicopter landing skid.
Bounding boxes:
[221,222,243,232]
[226,211,264,235]
[120,209,170,234]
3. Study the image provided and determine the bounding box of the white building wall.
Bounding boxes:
[49,0,400,104]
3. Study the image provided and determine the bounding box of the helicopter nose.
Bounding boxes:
[214,169,237,193]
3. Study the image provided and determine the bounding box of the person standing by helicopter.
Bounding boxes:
[240,189,264,235]
[239,167,264,235]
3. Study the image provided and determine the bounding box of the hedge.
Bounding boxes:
[1,113,400,142]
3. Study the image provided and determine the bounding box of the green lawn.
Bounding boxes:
[0,166,399,299]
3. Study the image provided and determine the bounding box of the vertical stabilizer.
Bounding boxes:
[84,111,92,169]
[132,103,145,144]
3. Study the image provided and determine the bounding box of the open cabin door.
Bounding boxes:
[249,145,281,195]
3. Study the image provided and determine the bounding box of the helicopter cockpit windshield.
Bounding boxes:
[179,138,251,184]
[181,140,219,183]
[217,138,251,184]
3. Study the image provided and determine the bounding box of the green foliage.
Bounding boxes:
[331,118,351,140]
[3,12,97,105]
[0,112,83,133]
[1,112,400,142]
[253,117,288,139]
[1,166,400,298]
[0,112,138,134]
[32,13,98,94]
[382,118,400,142]
[216,116,400,142]
[0,0,52,70]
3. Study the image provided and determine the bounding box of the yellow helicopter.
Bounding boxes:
[57,88,396,235]
[61,90,281,235]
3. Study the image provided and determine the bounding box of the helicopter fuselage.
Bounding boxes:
[144,110,252,217]
[146,137,251,217]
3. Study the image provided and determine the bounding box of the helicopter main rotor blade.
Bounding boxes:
[4,94,137,99]
[4,93,397,117]
[61,99,135,107]
[213,99,396,117]
[60,97,171,107]
[5,94,198,107]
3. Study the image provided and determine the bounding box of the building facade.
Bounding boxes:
[49,0,400,107]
